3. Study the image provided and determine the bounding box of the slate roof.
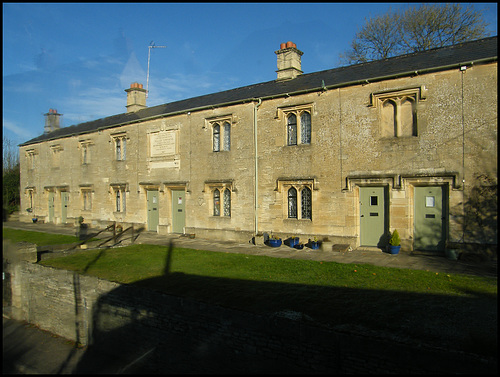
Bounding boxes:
[21,36,497,147]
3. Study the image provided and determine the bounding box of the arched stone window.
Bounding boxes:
[213,189,220,216]
[400,97,416,136]
[223,122,231,151]
[301,186,312,220]
[223,188,231,217]
[213,124,220,152]
[381,99,396,137]
[288,187,298,218]
[300,111,311,144]
[371,87,425,138]
[287,114,297,145]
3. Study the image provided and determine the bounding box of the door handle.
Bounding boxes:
[360,215,364,217]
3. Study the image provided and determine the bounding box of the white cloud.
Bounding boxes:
[3,119,36,140]
[4,81,43,94]
[62,87,125,125]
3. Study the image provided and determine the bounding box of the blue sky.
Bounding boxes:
[3,2,497,146]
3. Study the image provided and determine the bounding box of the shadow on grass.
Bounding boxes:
[52,241,500,373]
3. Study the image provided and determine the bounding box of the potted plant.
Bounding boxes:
[445,241,461,261]
[308,237,320,250]
[268,235,282,247]
[285,236,300,248]
[77,216,88,240]
[27,208,37,223]
[388,229,401,254]
[294,242,304,250]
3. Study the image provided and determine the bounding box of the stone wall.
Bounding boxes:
[3,248,495,373]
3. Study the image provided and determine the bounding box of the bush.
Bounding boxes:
[389,229,401,246]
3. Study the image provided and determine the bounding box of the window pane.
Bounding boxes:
[425,196,435,208]
[223,122,231,151]
[223,188,231,216]
[122,190,126,212]
[82,145,87,164]
[213,189,220,216]
[122,138,126,160]
[301,187,312,219]
[213,124,220,152]
[301,112,311,144]
[116,139,121,160]
[116,190,121,212]
[288,187,297,218]
[287,114,297,145]
[370,196,378,206]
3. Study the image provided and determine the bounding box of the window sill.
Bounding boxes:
[284,143,312,148]
[284,218,312,222]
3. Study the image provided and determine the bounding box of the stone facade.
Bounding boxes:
[19,38,497,251]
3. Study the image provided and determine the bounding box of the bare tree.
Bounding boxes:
[3,137,18,172]
[3,137,20,218]
[340,3,490,65]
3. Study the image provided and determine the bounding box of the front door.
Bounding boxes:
[360,186,387,247]
[172,190,185,234]
[48,192,55,223]
[147,190,159,232]
[414,186,446,251]
[61,191,69,224]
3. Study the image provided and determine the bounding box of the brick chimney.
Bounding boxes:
[44,108,62,134]
[125,82,147,112]
[275,41,303,81]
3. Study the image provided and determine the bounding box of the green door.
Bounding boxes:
[414,186,445,251]
[360,187,387,247]
[172,190,185,234]
[61,191,69,224]
[48,192,55,223]
[147,190,159,232]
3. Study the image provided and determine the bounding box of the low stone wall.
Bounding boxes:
[3,243,496,374]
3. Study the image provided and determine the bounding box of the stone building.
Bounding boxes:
[19,37,497,251]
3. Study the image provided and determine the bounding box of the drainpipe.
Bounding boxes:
[254,98,262,236]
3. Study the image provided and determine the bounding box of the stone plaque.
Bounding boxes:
[150,130,177,157]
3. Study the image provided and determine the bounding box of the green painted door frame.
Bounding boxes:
[147,190,159,232]
[61,191,69,224]
[360,186,387,247]
[414,186,446,251]
[172,189,185,234]
[48,192,55,223]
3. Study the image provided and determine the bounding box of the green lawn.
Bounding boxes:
[38,243,496,297]
[5,230,497,356]
[3,227,83,245]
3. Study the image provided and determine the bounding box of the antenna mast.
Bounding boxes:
[146,41,166,98]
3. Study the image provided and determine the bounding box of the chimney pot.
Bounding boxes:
[275,42,303,81]
[125,83,147,112]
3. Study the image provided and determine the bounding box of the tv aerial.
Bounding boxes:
[146,41,166,98]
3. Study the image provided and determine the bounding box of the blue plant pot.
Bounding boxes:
[388,245,400,254]
[268,239,282,247]
[309,242,320,250]
[285,237,300,248]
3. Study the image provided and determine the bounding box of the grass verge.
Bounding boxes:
[38,243,498,356]
[3,227,83,245]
